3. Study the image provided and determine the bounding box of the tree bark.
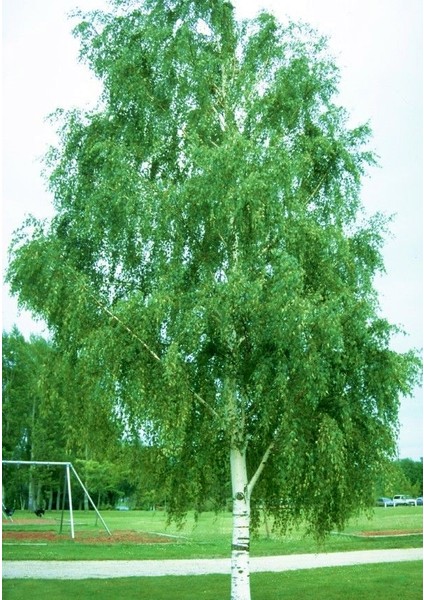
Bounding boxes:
[36,480,43,509]
[56,481,62,511]
[84,447,89,511]
[229,435,276,600]
[230,445,251,600]
[28,469,35,511]
[28,394,37,511]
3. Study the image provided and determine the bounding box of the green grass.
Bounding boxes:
[3,507,422,561]
[2,562,422,600]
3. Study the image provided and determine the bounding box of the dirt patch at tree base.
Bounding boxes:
[2,530,175,544]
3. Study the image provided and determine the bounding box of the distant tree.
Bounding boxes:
[396,459,423,496]
[380,462,413,499]
[112,442,166,510]
[6,2,420,598]
[75,459,119,508]
[2,329,60,509]
[3,328,41,461]
[2,327,122,510]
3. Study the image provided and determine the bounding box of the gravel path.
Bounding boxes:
[2,548,422,579]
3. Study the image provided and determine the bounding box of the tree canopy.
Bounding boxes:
[2,328,54,463]
[6,2,421,596]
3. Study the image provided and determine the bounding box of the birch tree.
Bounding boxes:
[7,1,420,598]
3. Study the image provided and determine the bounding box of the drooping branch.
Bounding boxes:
[90,293,162,363]
[77,273,220,420]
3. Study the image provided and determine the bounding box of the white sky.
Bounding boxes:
[2,0,423,459]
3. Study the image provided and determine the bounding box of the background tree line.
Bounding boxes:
[2,327,154,511]
[2,327,227,511]
[3,327,421,512]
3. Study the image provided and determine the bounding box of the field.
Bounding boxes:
[3,507,422,599]
[2,506,423,560]
[2,563,422,599]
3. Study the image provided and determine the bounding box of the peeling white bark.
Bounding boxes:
[230,446,251,600]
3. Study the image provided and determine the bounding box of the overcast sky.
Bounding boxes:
[2,0,422,459]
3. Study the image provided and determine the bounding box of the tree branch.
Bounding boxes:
[80,276,220,420]
[247,438,276,496]
[303,170,329,205]
[92,295,162,362]
[192,390,220,420]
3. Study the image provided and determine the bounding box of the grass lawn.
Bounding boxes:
[2,507,422,561]
[2,561,422,600]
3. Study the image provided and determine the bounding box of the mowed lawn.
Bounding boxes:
[2,506,423,560]
[2,562,422,600]
[3,508,422,599]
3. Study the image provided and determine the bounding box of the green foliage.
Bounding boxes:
[372,458,423,499]
[396,459,423,496]
[386,459,423,497]
[2,326,127,509]
[2,328,53,460]
[6,0,421,541]
[2,329,68,508]
[3,330,53,460]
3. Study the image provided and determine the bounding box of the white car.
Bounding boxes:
[393,495,417,506]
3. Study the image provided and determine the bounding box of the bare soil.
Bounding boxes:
[3,518,422,544]
[358,529,422,537]
[2,529,174,544]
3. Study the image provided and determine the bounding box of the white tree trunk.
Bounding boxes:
[230,446,251,600]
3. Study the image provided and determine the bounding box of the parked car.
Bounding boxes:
[416,497,423,506]
[393,495,417,506]
[376,497,394,507]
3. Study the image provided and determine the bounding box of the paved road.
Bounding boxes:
[2,548,422,579]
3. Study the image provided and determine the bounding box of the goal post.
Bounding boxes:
[2,460,111,538]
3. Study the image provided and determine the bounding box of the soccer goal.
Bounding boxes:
[2,460,111,539]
